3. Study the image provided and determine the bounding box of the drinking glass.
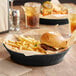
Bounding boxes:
[10,9,20,32]
[68,10,76,35]
[24,2,41,28]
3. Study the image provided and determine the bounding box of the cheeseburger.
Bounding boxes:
[39,32,67,52]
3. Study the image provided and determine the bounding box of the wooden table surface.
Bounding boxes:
[0,3,76,76]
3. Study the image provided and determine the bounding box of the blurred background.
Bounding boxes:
[59,0,76,4]
[13,0,76,5]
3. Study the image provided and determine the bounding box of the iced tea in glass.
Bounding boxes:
[24,2,41,28]
[69,10,76,34]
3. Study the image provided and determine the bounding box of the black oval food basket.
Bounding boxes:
[3,44,69,66]
[40,18,68,25]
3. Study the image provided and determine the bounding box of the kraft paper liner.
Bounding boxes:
[0,60,32,76]
[0,44,10,60]
[0,73,8,76]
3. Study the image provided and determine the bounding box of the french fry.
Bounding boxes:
[6,35,45,53]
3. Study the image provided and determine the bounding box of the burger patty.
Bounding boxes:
[40,44,57,51]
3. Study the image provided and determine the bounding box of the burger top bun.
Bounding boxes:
[40,32,67,49]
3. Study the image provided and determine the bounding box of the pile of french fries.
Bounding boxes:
[5,35,45,53]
